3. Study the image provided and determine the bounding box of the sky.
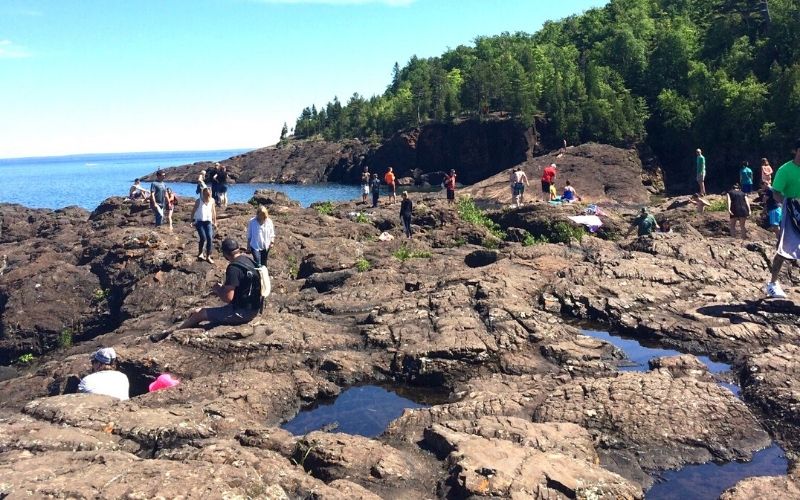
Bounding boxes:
[0,0,608,158]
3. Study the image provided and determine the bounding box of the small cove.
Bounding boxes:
[281,385,431,438]
[580,328,788,499]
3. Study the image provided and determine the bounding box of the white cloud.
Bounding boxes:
[0,40,31,59]
[253,0,415,5]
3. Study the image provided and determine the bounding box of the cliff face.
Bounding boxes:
[151,118,537,186]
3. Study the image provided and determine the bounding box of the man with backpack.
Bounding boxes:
[178,238,265,328]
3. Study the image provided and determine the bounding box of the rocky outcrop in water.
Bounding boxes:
[0,186,798,497]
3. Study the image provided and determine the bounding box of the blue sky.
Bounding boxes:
[0,0,608,158]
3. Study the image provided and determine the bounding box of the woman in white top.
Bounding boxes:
[192,187,217,263]
[247,205,276,267]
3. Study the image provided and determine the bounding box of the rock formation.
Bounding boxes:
[1,183,798,497]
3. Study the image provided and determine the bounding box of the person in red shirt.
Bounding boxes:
[541,163,557,202]
[444,169,457,205]
[384,167,397,204]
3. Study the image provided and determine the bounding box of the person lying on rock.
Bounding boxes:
[179,238,262,328]
[78,347,130,400]
[626,207,659,237]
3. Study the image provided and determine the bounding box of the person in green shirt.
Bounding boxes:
[626,207,659,237]
[766,138,800,298]
[739,161,754,193]
[696,149,706,196]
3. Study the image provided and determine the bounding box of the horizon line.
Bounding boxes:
[0,146,263,162]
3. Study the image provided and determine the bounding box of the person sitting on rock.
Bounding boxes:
[78,347,130,400]
[691,193,711,213]
[179,238,262,328]
[562,181,581,203]
[626,207,659,237]
[129,179,149,201]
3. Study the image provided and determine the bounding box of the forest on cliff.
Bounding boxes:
[292,0,799,182]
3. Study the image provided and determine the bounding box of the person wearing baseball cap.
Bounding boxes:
[77,347,129,400]
[178,238,262,328]
[541,163,558,202]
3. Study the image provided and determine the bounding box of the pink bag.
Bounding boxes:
[148,373,180,392]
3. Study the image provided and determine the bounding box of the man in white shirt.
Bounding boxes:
[78,347,130,400]
[247,206,276,268]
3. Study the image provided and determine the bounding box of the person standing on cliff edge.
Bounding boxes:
[696,149,706,196]
[765,138,800,298]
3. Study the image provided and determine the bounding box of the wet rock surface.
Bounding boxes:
[1,187,799,497]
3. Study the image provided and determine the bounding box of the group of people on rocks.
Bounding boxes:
[506,163,582,207]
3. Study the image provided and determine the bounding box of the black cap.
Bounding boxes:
[221,238,239,254]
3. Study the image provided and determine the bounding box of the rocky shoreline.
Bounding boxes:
[1,184,798,498]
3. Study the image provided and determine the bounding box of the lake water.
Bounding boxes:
[282,385,428,438]
[0,150,360,209]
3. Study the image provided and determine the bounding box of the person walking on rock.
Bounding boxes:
[444,169,457,205]
[761,158,773,188]
[370,174,381,208]
[400,191,413,238]
[511,167,529,207]
[384,167,397,204]
[247,205,275,268]
[192,187,217,262]
[196,170,207,196]
[766,139,800,298]
[78,347,129,400]
[727,183,751,239]
[179,238,262,328]
[740,162,754,194]
[149,170,168,227]
[696,149,706,196]
[207,163,219,204]
[541,163,557,202]
[165,188,178,231]
[626,207,659,237]
[214,165,229,209]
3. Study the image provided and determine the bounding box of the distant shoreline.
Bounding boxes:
[0,148,256,163]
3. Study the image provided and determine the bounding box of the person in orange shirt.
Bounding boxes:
[384,167,397,204]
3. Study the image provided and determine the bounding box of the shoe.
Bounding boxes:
[207,256,214,264]
[766,282,787,298]
[197,253,206,261]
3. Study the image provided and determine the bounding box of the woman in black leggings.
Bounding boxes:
[400,191,413,238]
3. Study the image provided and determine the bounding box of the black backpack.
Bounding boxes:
[230,257,264,312]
